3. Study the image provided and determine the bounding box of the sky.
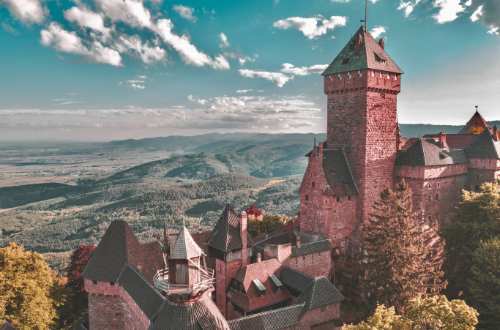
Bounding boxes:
[0,0,499,141]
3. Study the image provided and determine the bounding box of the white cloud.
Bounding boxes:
[94,0,152,28]
[488,25,499,35]
[64,6,110,36]
[280,63,327,76]
[154,19,229,69]
[173,5,197,22]
[470,5,483,22]
[219,32,229,48]
[433,0,465,24]
[3,0,45,24]
[398,0,422,18]
[370,26,386,39]
[121,75,147,90]
[273,15,347,39]
[236,89,253,94]
[117,35,166,64]
[40,23,122,66]
[238,69,292,87]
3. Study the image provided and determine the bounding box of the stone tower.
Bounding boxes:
[207,205,248,317]
[299,26,402,249]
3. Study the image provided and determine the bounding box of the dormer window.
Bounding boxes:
[252,279,266,295]
[374,52,386,63]
[342,57,350,65]
[269,274,283,291]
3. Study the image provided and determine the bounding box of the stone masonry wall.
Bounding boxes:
[299,145,357,249]
[284,250,332,279]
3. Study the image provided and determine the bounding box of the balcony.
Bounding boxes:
[153,266,215,296]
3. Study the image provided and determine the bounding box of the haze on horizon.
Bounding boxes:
[0,0,499,142]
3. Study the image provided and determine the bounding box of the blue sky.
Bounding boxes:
[0,0,498,141]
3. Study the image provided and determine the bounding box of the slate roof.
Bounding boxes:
[292,239,332,257]
[298,277,344,311]
[83,220,143,283]
[279,267,314,295]
[466,131,500,159]
[459,111,489,134]
[228,304,305,330]
[323,26,402,76]
[150,294,230,330]
[396,139,467,166]
[119,265,165,319]
[322,147,358,195]
[170,226,204,260]
[208,205,242,253]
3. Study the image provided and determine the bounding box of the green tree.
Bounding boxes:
[361,182,446,311]
[343,295,478,330]
[248,214,288,237]
[0,243,59,330]
[443,183,500,297]
[467,238,500,330]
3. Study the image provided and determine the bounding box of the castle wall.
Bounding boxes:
[396,164,468,225]
[468,159,500,189]
[284,250,332,279]
[215,258,242,318]
[85,280,150,330]
[299,145,357,249]
[298,304,341,330]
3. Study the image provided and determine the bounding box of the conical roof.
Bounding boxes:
[459,111,489,135]
[323,26,402,75]
[208,205,242,253]
[170,226,204,260]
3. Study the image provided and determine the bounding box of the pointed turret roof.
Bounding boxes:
[208,205,242,253]
[323,26,402,76]
[459,111,489,134]
[170,226,204,260]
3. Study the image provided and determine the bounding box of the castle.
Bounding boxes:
[82,27,500,329]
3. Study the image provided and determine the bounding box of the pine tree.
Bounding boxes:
[467,238,500,330]
[443,183,500,297]
[361,181,446,312]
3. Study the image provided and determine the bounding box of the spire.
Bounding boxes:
[169,226,203,260]
[459,107,489,135]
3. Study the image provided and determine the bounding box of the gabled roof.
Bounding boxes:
[150,293,230,330]
[323,26,402,76]
[235,258,282,292]
[170,226,204,260]
[83,220,142,283]
[466,130,500,159]
[297,277,344,311]
[322,147,358,195]
[208,205,242,253]
[83,220,164,283]
[292,239,332,257]
[396,139,467,166]
[459,111,489,135]
[228,303,305,330]
[279,267,314,295]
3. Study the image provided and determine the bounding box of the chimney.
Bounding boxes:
[378,38,385,49]
[438,132,448,149]
[240,211,248,267]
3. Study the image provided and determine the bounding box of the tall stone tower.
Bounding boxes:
[298,27,402,250]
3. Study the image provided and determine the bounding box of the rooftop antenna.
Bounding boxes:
[475,105,479,113]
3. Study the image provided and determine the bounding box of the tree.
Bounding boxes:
[467,238,500,330]
[0,243,59,330]
[342,305,411,330]
[343,295,478,330]
[443,183,500,297]
[248,214,288,237]
[361,181,446,311]
[59,245,95,328]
